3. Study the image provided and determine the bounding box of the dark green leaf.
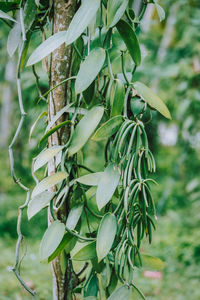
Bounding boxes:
[85,274,98,297]
[107,0,129,28]
[72,241,96,261]
[68,106,104,156]
[75,48,106,94]
[96,163,120,210]
[110,79,125,117]
[24,0,37,31]
[97,213,117,262]
[48,233,76,262]
[32,172,68,198]
[40,221,65,260]
[65,0,100,46]
[133,81,171,119]
[116,19,141,65]
[92,116,123,141]
[27,31,67,66]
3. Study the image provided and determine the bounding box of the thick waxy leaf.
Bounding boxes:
[140,254,165,271]
[27,31,67,66]
[7,23,21,57]
[85,274,98,297]
[68,106,104,156]
[76,172,103,186]
[24,0,37,31]
[29,111,48,142]
[33,146,64,172]
[107,285,131,300]
[92,116,123,141]
[40,221,65,260]
[72,241,96,261]
[96,163,120,210]
[116,20,141,66]
[75,48,106,94]
[45,104,73,133]
[0,10,17,22]
[65,0,100,46]
[97,213,117,262]
[154,2,165,22]
[66,204,83,230]
[107,0,129,28]
[133,81,171,119]
[32,172,68,198]
[27,191,55,220]
[48,233,77,262]
[110,79,125,117]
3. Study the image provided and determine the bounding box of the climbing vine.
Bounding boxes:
[1,0,170,299]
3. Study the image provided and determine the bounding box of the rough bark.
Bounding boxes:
[48,1,76,299]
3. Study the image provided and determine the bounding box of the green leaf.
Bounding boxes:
[75,48,106,94]
[39,120,72,146]
[0,10,17,22]
[110,79,125,117]
[96,163,120,210]
[97,213,117,262]
[24,0,37,31]
[7,22,21,57]
[107,285,131,300]
[107,0,129,28]
[29,111,48,142]
[40,221,65,260]
[154,2,165,22]
[85,274,98,297]
[76,172,103,186]
[116,19,141,66]
[33,146,64,172]
[27,191,55,220]
[65,0,100,46]
[92,116,123,141]
[133,81,171,119]
[72,241,96,261]
[140,254,165,271]
[66,204,83,230]
[32,172,68,198]
[68,106,104,156]
[45,103,73,132]
[48,233,77,262]
[27,31,67,66]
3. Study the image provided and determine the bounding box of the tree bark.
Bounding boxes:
[48,1,76,299]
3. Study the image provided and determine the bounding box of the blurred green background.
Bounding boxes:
[0,0,200,299]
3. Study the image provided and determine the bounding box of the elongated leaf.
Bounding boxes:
[110,79,125,117]
[65,0,100,46]
[32,172,68,198]
[154,2,165,22]
[75,48,106,94]
[92,116,123,141]
[141,254,165,271]
[29,111,48,142]
[27,191,55,220]
[24,0,37,31]
[33,146,64,172]
[107,285,131,300]
[40,221,65,260]
[133,81,171,119]
[85,274,98,297]
[76,172,103,186]
[0,10,17,22]
[7,22,21,57]
[68,106,104,156]
[116,19,141,66]
[96,163,120,210]
[97,213,117,262]
[107,0,129,28]
[66,204,83,230]
[27,31,67,66]
[40,120,72,146]
[48,233,76,262]
[45,103,73,132]
[72,241,96,261]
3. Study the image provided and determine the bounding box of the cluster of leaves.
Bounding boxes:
[1,0,171,298]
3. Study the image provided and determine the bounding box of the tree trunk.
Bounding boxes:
[48,1,76,299]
